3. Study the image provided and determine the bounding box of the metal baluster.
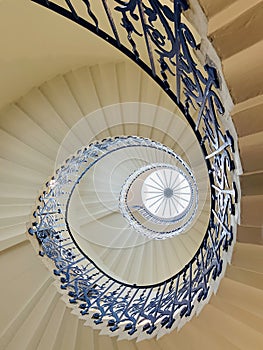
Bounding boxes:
[101,0,121,46]
[127,288,153,335]
[174,0,182,103]
[65,0,78,19]
[111,288,140,331]
[137,0,156,76]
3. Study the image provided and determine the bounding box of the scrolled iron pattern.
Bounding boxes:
[29,0,238,339]
[29,136,233,338]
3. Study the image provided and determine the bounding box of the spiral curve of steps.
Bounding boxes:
[0,0,262,349]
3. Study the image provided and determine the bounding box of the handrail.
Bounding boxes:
[28,0,238,340]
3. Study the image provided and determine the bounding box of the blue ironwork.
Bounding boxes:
[29,0,238,340]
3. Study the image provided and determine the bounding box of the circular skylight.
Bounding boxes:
[141,168,192,220]
[119,160,198,240]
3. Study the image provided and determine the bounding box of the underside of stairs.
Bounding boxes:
[0,0,262,349]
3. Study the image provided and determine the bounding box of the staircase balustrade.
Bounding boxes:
[28,0,238,340]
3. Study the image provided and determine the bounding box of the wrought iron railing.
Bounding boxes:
[29,0,238,340]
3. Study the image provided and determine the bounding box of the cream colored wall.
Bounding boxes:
[0,0,125,111]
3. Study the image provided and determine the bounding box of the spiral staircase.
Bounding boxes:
[0,0,262,349]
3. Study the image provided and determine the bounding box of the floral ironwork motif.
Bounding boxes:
[29,0,238,340]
